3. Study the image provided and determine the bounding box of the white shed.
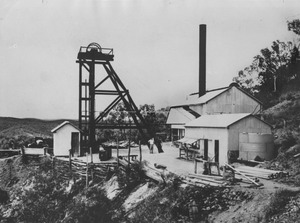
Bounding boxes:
[51,121,81,157]
[184,113,273,164]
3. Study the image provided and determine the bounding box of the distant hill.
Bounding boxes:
[0,117,78,138]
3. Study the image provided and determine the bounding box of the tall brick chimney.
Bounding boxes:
[199,24,206,97]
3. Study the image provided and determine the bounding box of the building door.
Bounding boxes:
[214,140,219,163]
[204,139,208,160]
[71,132,80,156]
[172,129,178,141]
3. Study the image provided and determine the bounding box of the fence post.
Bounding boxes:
[128,127,131,166]
[139,140,142,163]
[20,147,28,164]
[8,159,12,181]
[90,147,94,182]
[69,149,73,181]
[69,150,72,170]
[20,147,25,156]
[86,152,89,188]
[90,147,93,163]
[52,156,56,177]
[117,135,119,169]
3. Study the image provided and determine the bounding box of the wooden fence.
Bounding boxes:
[53,155,118,187]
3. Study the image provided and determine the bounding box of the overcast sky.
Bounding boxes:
[0,0,300,119]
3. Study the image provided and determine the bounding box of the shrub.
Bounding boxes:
[65,186,116,223]
[277,130,297,152]
[130,181,252,223]
[116,162,147,189]
[7,166,116,223]
[279,92,296,102]
[10,173,69,222]
[265,189,296,219]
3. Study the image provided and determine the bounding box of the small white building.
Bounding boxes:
[51,121,81,157]
[184,113,273,164]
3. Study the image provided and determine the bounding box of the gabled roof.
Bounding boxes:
[185,113,266,128]
[51,121,80,133]
[171,84,262,108]
[186,88,228,106]
[166,107,198,125]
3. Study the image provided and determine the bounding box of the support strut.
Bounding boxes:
[76,43,163,154]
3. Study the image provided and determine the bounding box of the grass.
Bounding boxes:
[265,189,297,220]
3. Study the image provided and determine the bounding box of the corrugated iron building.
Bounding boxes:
[184,113,273,164]
[166,83,262,141]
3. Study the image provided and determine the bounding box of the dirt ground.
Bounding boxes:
[70,142,203,176]
[70,142,300,191]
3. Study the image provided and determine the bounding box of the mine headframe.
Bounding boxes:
[76,43,156,154]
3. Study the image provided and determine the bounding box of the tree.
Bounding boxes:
[96,102,129,142]
[233,19,300,106]
[140,104,156,130]
[233,70,262,94]
[139,104,169,135]
[97,102,168,144]
[255,40,293,93]
[288,19,300,35]
[233,40,294,104]
[104,102,129,125]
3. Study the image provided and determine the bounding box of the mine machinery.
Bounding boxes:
[76,42,162,155]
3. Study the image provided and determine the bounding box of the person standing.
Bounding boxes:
[155,136,164,153]
[148,138,154,154]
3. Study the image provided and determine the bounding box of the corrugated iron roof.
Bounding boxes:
[51,121,80,133]
[171,84,262,108]
[166,107,197,124]
[185,113,251,128]
[177,137,198,144]
[188,88,228,105]
[172,88,228,107]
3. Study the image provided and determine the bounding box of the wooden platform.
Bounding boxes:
[179,147,200,160]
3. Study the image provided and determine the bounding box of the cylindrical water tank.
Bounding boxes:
[239,133,274,161]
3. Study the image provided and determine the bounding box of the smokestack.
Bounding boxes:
[199,24,206,97]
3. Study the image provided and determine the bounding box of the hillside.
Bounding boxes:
[0,117,78,138]
[263,91,300,154]
[0,117,78,149]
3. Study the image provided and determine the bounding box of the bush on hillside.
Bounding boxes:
[265,189,297,220]
[0,135,34,150]
[1,157,116,223]
[64,186,116,223]
[129,180,252,223]
[116,162,147,189]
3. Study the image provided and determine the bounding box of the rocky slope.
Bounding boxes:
[1,155,300,223]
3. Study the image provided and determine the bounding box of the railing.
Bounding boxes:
[78,46,114,55]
